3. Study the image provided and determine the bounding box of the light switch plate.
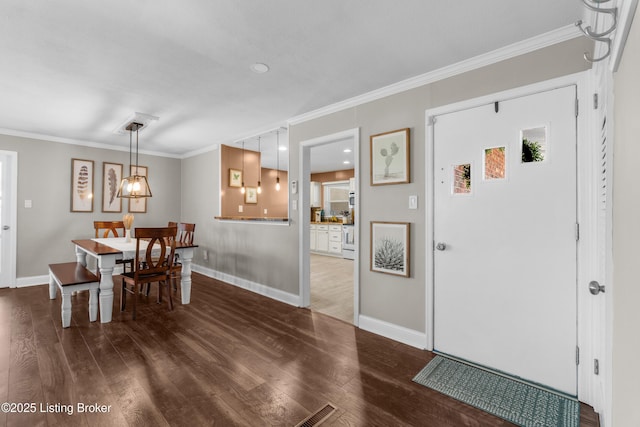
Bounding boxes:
[409,195,418,209]
[24,200,32,208]
[238,205,243,213]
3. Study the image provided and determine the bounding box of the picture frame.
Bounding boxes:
[370,128,410,186]
[245,186,258,204]
[71,158,94,212]
[102,162,123,212]
[128,165,148,213]
[370,221,410,277]
[229,168,242,187]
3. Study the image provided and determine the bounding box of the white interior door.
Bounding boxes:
[0,151,17,288]
[433,86,578,395]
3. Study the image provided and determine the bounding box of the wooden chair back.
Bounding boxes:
[94,221,126,238]
[133,227,177,280]
[176,222,195,245]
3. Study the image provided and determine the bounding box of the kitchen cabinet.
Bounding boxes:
[328,225,342,254]
[310,181,321,208]
[316,225,329,252]
[310,224,317,251]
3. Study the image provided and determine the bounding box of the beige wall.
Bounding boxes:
[0,134,182,279]
[289,37,592,332]
[612,4,640,426]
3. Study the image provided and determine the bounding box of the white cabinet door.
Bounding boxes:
[309,225,317,251]
[310,182,321,207]
[316,225,329,252]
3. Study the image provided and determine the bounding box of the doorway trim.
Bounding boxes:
[0,150,18,288]
[299,128,360,326]
[425,71,600,404]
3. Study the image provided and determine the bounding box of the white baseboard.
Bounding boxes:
[16,274,49,288]
[192,264,302,307]
[358,314,427,349]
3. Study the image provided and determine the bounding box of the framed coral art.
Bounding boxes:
[128,165,148,213]
[370,221,410,277]
[71,158,94,212]
[102,162,123,212]
[370,128,410,185]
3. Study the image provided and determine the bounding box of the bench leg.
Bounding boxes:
[49,272,57,300]
[89,286,98,322]
[60,288,72,328]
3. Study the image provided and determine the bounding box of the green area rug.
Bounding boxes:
[412,355,579,427]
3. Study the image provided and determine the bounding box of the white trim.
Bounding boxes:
[299,128,360,326]
[192,264,301,307]
[358,315,426,349]
[0,150,18,288]
[17,275,49,288]
[288,25,581,126]
[611,0,639,72]
[425,71,597,404]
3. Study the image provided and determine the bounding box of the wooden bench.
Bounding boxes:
[49,262,100,328]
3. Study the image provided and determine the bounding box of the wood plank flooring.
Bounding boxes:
[0,274,599,426]
[310,254,354,324]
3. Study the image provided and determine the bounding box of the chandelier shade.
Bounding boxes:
[117,121,153,198]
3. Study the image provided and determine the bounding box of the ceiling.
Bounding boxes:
[0,1,584,165]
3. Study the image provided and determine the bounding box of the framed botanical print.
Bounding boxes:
[71,158,94,212]
[245,186,258,204]
[370,221,410,277]
[370,128,410,185]
[229,169,242,187]
[102,162,123,212]
[128,165,148,213]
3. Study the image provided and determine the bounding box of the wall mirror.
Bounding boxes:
[218,128,289,222]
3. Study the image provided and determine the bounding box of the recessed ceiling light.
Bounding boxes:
[250,63,269,73]
[343,160,350,164]
[343,148,352,153]
[279,146,287,151]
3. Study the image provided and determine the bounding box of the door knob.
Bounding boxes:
[588,281,605,295]
[435,242,447,251]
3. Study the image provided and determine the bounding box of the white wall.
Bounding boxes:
[612,4,640,425]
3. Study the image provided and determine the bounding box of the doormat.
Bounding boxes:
[412,356,579,427]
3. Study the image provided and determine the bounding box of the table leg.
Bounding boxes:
[180,248,194,304]
[98,255,116,323]
[75,246,87,266]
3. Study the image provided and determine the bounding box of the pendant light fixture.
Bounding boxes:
[117,122,152,198]
[240,140,246,194]
[275,130,281,191]
[257,136,262,194]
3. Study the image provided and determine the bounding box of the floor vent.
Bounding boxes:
[295,403,337,427]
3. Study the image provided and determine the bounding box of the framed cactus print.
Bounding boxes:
[102,162,123,212]
[370,221,410,277]
[370,128,410,185]
[71,158,94,212]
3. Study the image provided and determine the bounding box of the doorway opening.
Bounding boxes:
[299,128,360,325]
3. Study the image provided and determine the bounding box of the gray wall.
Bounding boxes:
[0,134,182,278]
[612,4,640,426]
[182,36,592,333]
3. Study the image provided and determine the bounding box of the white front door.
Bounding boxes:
[0,151,17,288]
[433,86,578,395]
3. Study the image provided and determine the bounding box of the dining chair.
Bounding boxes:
[169,222,196,293]
[93,221,134,273]
[120,226,177,320]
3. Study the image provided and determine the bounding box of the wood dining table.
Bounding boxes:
[71,237,198,323]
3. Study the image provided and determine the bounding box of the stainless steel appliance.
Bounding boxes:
[342,224,355,259]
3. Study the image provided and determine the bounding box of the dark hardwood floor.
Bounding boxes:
[0,273,599,426]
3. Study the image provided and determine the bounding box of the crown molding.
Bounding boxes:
[288,24,581,126]
[0,127,179,159]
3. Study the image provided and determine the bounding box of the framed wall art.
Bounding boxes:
[370,221,410,277]
[128,165,148,213]
[245,186,258,204]
[71,158,94,212]
[102,162,123,212]
[229,168,242,187]
[370,128,410,185]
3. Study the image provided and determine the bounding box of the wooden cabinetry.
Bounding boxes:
[328,225,342,254]
[311,223,342,256]
[310,224,317,251]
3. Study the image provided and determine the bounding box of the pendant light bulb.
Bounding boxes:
[257,181,262,194]
[241,182,245,194]
[275,177,280,191]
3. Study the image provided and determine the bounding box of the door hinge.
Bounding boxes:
[594,358,600,375]
[576,347,580,365]
[575,98,579,117]
[593,93,599,110]
[576,223,580,241]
